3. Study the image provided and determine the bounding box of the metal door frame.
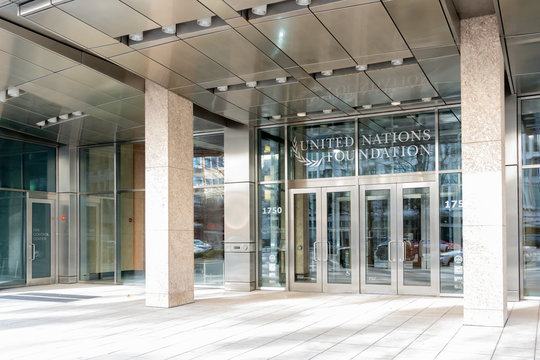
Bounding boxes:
[360,182,439,295]
[26,197,56,286]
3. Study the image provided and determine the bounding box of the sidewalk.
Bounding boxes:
[0,284,537,359]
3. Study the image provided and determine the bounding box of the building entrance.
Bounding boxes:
[289,186,359,293]
[361,182,439,295]
[26,198,55,285]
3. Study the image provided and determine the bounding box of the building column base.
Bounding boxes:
[146,291,194,308]
[464,308,508,327]
[225,282,256,292]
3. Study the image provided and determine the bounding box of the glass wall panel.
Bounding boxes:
[0,191,25,287]
[522,98,540,165]
[439,108,462,171]
[80,146,114,193]
[258,184,286,287]
[117,192,145,283]
[0,138,55,192]
[79,194,115,281]
[365,189,391,285]
[289,121,356,179]
[439,173,463,293]
[194,133,224,286]
[523,168,540,296]
[118,143,145,191]
[258,127,285,181]
[358,112,435,175]
[293,192,317,283]
[327,191,351,284]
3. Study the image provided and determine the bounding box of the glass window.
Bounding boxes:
[289,121,356,179]
[117,192,145,283]
[117,143,145,191]
[523,168,540,296]
[358,112,435,175]
[522,99,540,165]
[194,133,224,286]
[79,194,115,281]
[80,146,114,193]
[0,191,26,287]
[258,184,286,287]
[258,127,285,181]
[439,108,462,171]
[439,173,463,294]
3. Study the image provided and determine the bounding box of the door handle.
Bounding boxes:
[314,241,320,262]
[32,243,36,261]
[388,240,396,263]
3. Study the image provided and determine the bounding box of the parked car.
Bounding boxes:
[440,241,461,253]
[194,239,212,254]
[440,250,462,266]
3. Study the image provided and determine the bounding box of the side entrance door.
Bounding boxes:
[27,198,55,285]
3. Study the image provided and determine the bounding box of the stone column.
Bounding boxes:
[461,15,507,326]
[145,80,194,307]
[224,123,256,291]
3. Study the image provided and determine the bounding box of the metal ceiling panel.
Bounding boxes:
[257,82,318,102]
[253,13,355,73]
[91,42,133,58]
[314,2,411,65]
[110,51,193,89]
[185,29,288,82]
[121,0,214,26]
[4,92,72,119]
[224,0,284,11]
[215,107,252,124]
[139,40,241,85]
[0,101,47,127]
[56,0,159,38]
[514,73,540,96]
[0,27,77,72]
[316,72,391,106]
[115,126,145,141]
[417,54,460,101]
[248,102,288,118]
[23,5,118,49]
[499,0,540,36]
[0,50,51,89]
[383,0,455,50]
[59,65,142,100]
[215,88,278,109]
[367,64,438,102]
[452,0,494,19]
[506,34,540,76]
[97,96,145,125]
[18,81,97,113]
[281,97,334,114]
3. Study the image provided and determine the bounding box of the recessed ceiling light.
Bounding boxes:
[246,81,257,88]
[322,109,332,114]
[297,112,307,117]
[252,5,267,15]
[272,114,282,120]
[391,101,401,106]
[129,32,143,41]
[296,0,311,5]
[356,64,368,71]
[197,16,212,27]
[36,121,46,127]
[362,104,372,110]
[59,114,69,120]
[161,25,176,34]
[72,111,83,116]
[47,117,57,123]
[321,69,333,76]
[216,85,228,92]
[391,58,403,66]
[7,87,20,97]
[276,77,287,84]
[422,97,432,102]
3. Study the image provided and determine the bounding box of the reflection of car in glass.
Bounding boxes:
[524,246,536,264]
[194,239,212,254]
[440,250,462,266]
[440,241,461,252]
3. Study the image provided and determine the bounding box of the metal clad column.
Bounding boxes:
[145,80,194,307]
[461,15,507,326]
[224,123,255,291]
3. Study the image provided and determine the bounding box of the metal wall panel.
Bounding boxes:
[506,165,519,301]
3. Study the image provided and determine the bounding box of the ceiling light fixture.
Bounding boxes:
[246,81,257,88]
[59,114,69,120]
[216,85,228,92]
[252,5,267,15]
[197,16,212,27]
[72,111,83,116]
[391,58,403,66]
[356,64,368,71]
[129,32,143,42]
[47,117,57,123]
[362,104,372,110]
[161,25,176,34]
[323,109,332,114]
[321,69,333,76]
[391,101,401,106]
[7,87,20,97]
[0,87,25,102]
[297,112,307,117]
[276,77,287,84]
[272,114,282,120]
[37,111,87,128]
[422,97,432,102]
[36,121,46,127]
[296,0,311,5]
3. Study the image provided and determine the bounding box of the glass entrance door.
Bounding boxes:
[27,199,55,285]
[289,187,358,292]
[361,183,438,295]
